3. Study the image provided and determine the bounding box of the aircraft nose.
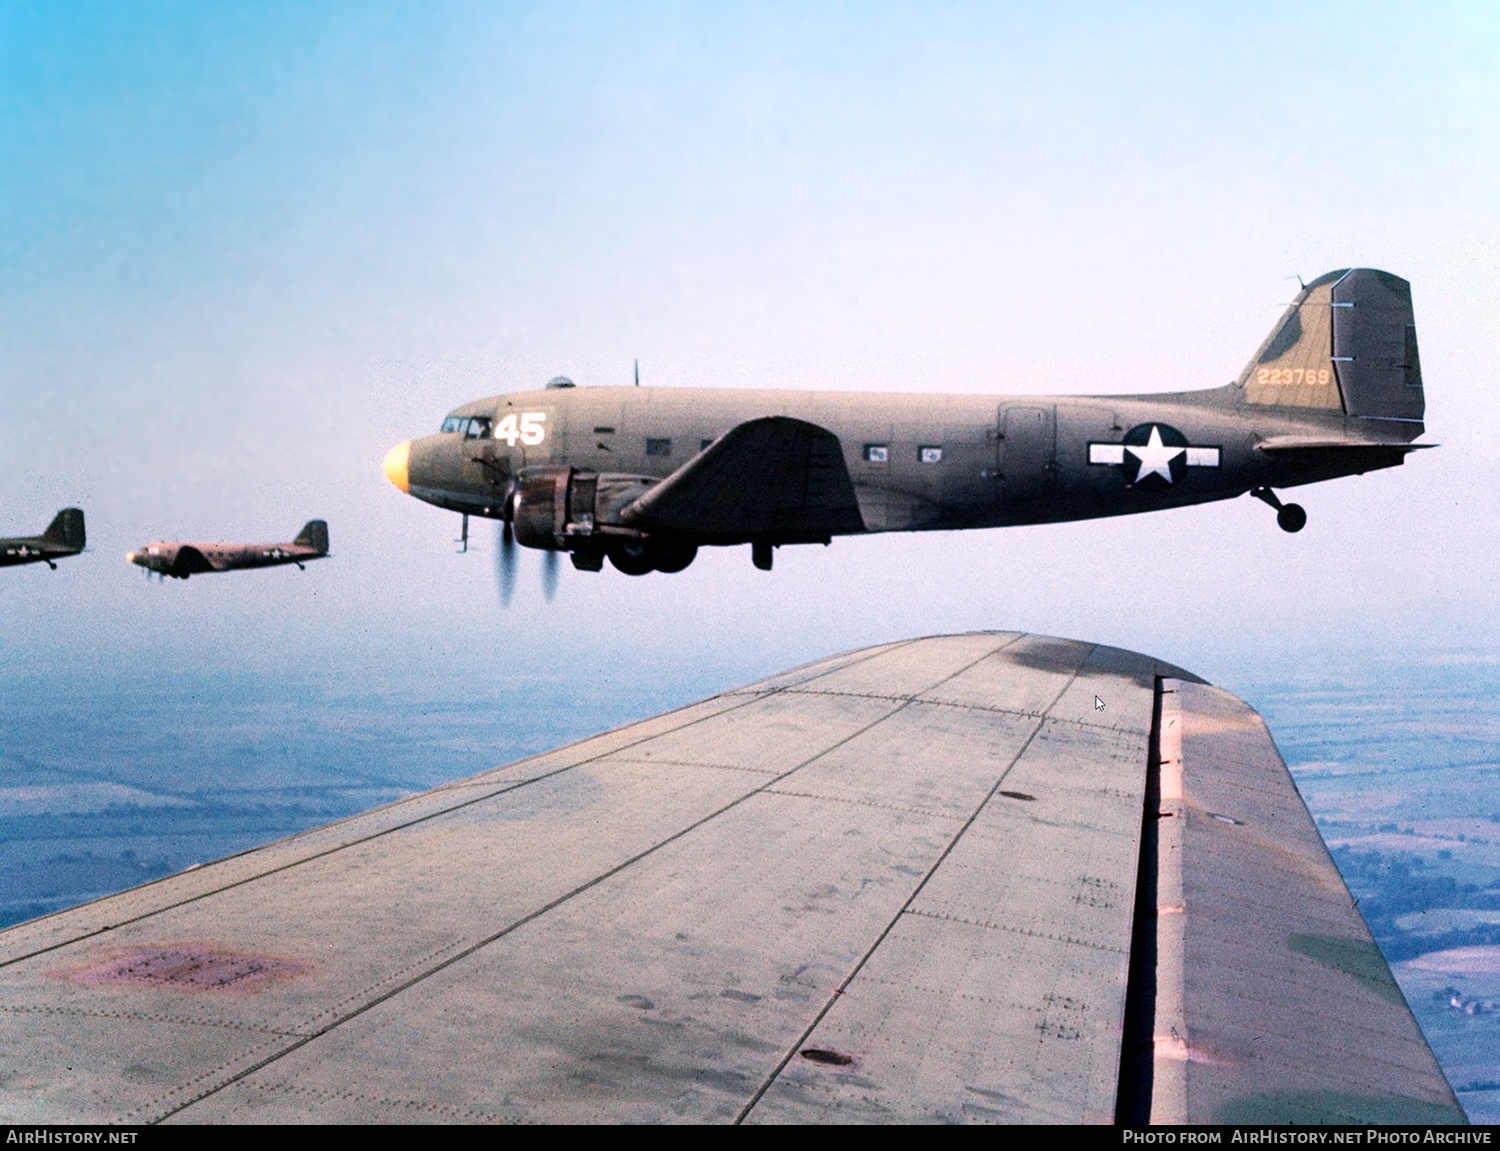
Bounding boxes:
[126,550,140,566]
[383,441,411,493]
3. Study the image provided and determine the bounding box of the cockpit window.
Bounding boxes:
[439,415,494,438]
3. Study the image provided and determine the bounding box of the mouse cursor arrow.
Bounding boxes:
[1094,695,1105,712]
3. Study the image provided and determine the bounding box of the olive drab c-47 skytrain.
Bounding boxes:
[383,269,1429,578]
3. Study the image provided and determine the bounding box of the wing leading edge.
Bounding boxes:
[0,635,1463,1124]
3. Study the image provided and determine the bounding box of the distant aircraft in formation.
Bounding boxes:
[127,520,329,580]
[384,268,1430,582]
[0,508,85,569]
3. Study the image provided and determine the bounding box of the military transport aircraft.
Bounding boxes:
[127,520,329,580]
[1,508,85,569]
[383,268,1429,577]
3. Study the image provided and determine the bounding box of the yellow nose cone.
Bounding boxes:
[383,441,411,493]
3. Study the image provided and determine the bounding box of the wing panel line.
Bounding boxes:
[734,655,1090,1124]
[0,636,936,974]
[747,690,1149,733]
[152,635,1025,1124]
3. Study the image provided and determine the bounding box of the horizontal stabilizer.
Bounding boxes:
[621,417,864,541]
[294,520,329,554]
[1255,437,1435,453]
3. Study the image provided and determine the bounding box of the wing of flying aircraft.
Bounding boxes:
[0,634,1463,1124]
[621,416,866,540]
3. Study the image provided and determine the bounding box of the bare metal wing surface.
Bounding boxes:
[0,635,1463,1124]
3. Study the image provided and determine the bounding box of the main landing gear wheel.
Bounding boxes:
[1251,487,1306,533]
[608,540,654,576]
[652,542,698,574]
[607,539,699,576]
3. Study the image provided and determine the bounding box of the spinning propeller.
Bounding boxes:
[497,519,518,607]
[486,477,557,607]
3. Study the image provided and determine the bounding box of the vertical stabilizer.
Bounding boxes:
[294,520,329,554]
[1238,271,1347,411]
[1238,269,1424,434]
[41,508,85,551]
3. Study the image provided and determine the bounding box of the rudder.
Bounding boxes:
[41,508,85,550]
[1331,269,1424,425]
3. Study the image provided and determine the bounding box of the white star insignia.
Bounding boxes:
[1125,425,1185,485]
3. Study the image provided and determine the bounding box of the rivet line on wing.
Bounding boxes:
[733,650,1090,1124]
[144,637,946,1122]
[2,640,920,974]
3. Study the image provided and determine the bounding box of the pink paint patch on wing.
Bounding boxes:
[62,945,311,992]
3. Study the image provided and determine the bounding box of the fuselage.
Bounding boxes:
[0,538,77,567]
[383,268,1429,576]
[128,536,327,580]
[390,382,1417,535]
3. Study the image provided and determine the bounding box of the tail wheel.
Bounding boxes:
[1277,504,1307,533]
[1252,487,1308,534]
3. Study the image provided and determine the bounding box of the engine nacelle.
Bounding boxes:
[511,467,697,575]
[512,466,598,549]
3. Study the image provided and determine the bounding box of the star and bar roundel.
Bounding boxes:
[1087,424,1220,493]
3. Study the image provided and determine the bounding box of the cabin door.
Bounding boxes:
[998,406,1055,502]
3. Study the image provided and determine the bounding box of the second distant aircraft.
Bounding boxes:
[128,520,329,580]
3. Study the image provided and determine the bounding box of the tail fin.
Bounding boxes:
[1238,268,1424,432]
[41,508,85,550]
[294,519,329,554]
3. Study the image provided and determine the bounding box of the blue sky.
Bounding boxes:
[2,2,1498,699]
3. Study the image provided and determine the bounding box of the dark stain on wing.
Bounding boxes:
[61,944,312,992]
